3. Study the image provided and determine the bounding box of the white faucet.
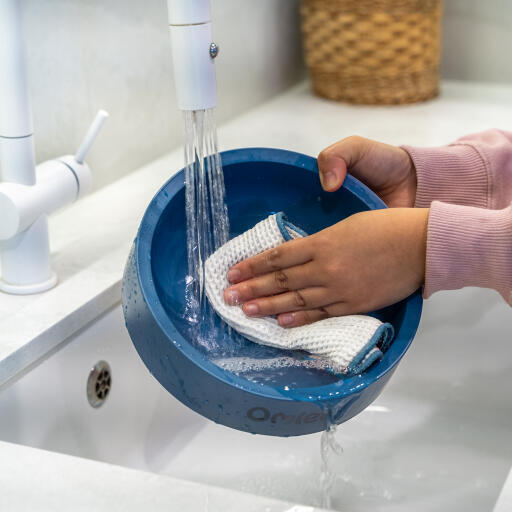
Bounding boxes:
[167,0,218,111]
[0,0,108,295]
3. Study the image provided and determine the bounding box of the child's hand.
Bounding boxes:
[224,208,428,327]
[318,136,417,208]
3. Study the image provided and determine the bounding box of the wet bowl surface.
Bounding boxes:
[122,148,422,436]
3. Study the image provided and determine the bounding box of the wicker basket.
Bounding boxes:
[301,0,443,105]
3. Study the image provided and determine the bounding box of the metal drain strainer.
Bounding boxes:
[87,360,111,408]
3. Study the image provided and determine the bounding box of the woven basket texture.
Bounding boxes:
[301,0,443,104]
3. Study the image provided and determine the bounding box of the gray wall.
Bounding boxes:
[21,0,304,191]
[20,0,511,193]
[442,0,512,85]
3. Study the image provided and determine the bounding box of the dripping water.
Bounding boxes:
[320,418,344,509]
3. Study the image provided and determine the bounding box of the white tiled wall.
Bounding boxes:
[21,0,304,191]
[442,0,512,85]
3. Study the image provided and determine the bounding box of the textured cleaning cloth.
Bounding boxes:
[204,213,395,375]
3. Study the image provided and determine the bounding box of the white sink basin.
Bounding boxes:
[0,287,510,511]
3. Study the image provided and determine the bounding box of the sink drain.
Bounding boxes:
[87,361,111,408]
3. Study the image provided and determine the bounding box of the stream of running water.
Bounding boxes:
[182,108,230,349]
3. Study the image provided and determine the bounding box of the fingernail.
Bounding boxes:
[279,313,295,326]
[225,289,241,305]
[321,171,336,190]
[227,269,241,283]
[244,303,259,316]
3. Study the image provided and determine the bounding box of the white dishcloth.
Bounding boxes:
[204,213,394,375]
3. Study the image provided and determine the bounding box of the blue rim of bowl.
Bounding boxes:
[134,147,423,403]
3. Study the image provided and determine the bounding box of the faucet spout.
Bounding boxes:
[167,0,218,111]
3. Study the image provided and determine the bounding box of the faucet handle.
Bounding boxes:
[75,109,109,164]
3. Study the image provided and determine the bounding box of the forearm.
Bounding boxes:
[402,129,512,210]
[424,201,512,305]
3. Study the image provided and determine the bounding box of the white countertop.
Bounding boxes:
[2,79,512,388]
[0,441,318,512]
[0,78,511,511]
[494,466,512,512]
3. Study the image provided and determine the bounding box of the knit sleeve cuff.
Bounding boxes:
[401,144,490,209]
[424,201,512,305]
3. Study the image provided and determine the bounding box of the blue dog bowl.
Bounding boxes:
[122,148,422,436]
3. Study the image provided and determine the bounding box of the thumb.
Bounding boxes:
[317,153,347,192]
[317,136,367,192]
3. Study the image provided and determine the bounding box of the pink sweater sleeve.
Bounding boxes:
[402,130,512,305]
